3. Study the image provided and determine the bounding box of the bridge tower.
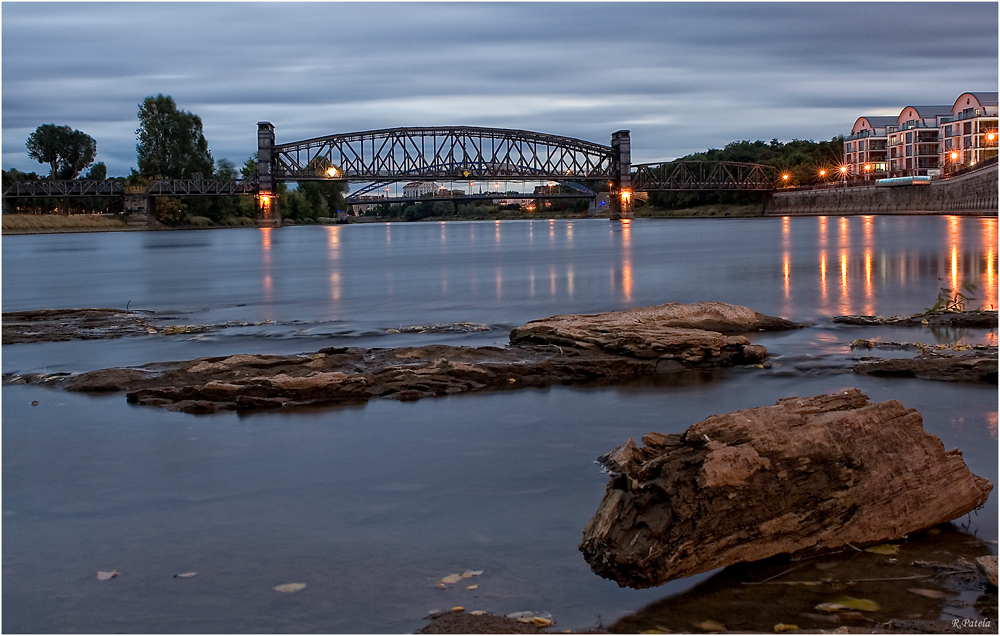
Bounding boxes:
[256,122,281,227]
[610,130,633,220]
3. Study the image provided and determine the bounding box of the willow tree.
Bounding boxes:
[135,94,213,179]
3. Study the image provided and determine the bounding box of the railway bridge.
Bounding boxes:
[3,123,778,226]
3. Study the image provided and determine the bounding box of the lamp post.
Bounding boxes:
[840,165,848,187]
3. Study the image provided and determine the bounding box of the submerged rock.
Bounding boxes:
[579,388,992,588]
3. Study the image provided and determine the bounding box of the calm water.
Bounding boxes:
[3,217,997,633]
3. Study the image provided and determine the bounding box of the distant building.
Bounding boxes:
[402,182,441,198]
[845,92,998,179]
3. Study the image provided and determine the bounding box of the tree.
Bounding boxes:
[136,94,213,179]
[25,124,97,179]
[84,162,107,180]
[215,158,238,180]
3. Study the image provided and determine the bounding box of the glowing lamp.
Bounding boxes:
[782,174,790,181]
[864,164,871,172]
[988,133,996,142]
[819,169,827,177]
[326,167,338,177]
[950,152,959,160]
[620,189,632,203]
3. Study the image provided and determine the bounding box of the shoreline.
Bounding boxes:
[5,209,997,235]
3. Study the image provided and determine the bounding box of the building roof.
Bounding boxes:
[952,92,998,111]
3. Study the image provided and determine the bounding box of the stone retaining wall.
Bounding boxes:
[766,163,998,216]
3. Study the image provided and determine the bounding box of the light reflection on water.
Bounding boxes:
[2,216,997,633]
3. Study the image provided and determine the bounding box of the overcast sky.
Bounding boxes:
[3,2,997,177]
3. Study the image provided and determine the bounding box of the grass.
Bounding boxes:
[2,213,128,233]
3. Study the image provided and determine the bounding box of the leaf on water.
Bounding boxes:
[774,624,799,633]
[693,619,726,632]
[450,606,464,612]
[470,611,486,616]
[815,602,847,613]
[908,587,948,599]
[864,543,900,555]
[466,584,479,590]
[272,583,306,593]
[96,570,118,580]
[529,617,554,626]
[439,573,463,585]
[174,572,197,578]
[461,570,483,578]
[830,596,880,612]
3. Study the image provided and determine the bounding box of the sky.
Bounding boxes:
[3,2,998,178]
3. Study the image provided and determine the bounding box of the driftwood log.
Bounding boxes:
[579,388,992,588]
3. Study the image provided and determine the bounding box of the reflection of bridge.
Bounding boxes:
[4,123,779,226]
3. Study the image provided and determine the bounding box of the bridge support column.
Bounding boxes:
[124,185,155,227]
[256,122,282,228]
[610,130,633,220]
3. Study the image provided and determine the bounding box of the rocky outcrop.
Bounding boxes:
[833,310,997,329]
[855,348,997,383]
[2,308,158,344]
[4,302,796,413]
[579,389,992,588]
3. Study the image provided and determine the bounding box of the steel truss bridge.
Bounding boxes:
[4,123,780,225]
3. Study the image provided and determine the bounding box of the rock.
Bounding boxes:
[833,310,998,329]
[855,349,997,383]
[6,302,792,413]
[579,388,992,588]
[419,610,548,634]
[510,302,798,367]
[975,555,998,588]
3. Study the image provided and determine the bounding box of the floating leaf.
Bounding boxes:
[529,617,554,626]
[272,583,306,593]
[450,606,464,612]
[829,596,880,612]
[908,587,947,600]
[774,625,799,633]
[461,570,483,578]
[174,572,197,578]
[466,584,479,590]
[470,610,486,616]
[864,543,900,555]
[815,602,847,612]
[96,570,118,580]
[694,620,725,632]
[439,573,463,585]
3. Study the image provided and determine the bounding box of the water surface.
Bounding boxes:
[3,217,996,632]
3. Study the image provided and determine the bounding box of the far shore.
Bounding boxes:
[4,204,994,235]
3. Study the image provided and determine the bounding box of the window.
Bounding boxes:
[964,122,972,134]
[964,136,972,149]
[906,132,913,143]
[945,138,953,150]
[945,125,953,137]
[906,146,912,157]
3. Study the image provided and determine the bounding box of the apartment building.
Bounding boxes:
[844,116,896,181]
[887,105,952,177]
[940,92,998,173]
[846,92,998,179]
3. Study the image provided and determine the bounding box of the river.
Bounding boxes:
[2,216,997,632]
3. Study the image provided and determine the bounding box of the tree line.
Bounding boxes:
[3,94,346,225]
[645,137,845,210]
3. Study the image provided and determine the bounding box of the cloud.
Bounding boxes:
[3,2,996,175]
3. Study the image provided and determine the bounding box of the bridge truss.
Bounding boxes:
[271,126,619,182]
[632,161,777,191]
[3,178,256,198]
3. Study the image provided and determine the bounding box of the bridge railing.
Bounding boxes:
[2,179,124,198]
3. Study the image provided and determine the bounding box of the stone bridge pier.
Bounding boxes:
[609,130,633,220]
[256,122,282,227]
